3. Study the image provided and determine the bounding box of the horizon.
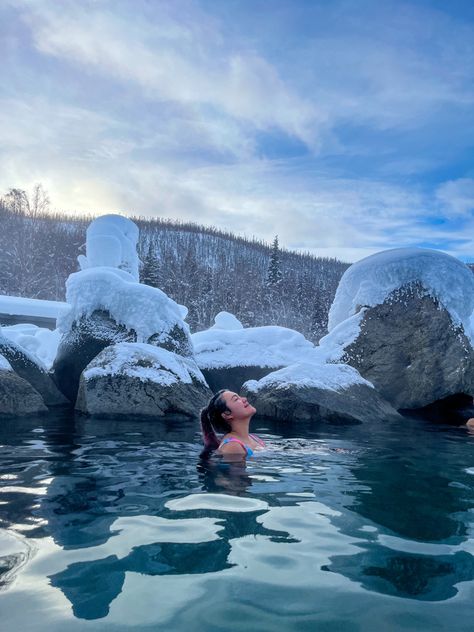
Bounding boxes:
[1,0,473,263]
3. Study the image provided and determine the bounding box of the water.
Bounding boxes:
[0,411,473,631]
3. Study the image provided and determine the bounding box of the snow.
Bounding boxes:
[210,311,244,330]
[328,248,474,342]
[0,353,12,371]
[0,295,68,320]
[1,324,61,370]
[192,318,315,369]
[58,267,190,344]
[83,342,206,386]
[244,360,373,393]
[317,311,367,362]
[78,214,140,281]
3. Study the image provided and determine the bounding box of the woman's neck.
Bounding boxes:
[229,419,251,441]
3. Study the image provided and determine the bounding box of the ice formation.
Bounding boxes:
[78,214,140,281]
[83,343,206,385]
[328,248,474,340]
[244,360,373,393]
[210,311,244,330]
[58,267,189,344]
[192,319,315,369]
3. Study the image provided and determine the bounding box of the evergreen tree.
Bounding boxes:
[266,235,283,287]
[140,243,160,287]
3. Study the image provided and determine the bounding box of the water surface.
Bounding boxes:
[0,411,473,631]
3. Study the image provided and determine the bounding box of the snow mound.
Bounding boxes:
[244,361,373,393]
[192,324,315,369]
[0,353,12,371]
[1,324,61,370]
[210,311,243,330]
[58,267,189,343]
[84,343,206,386]
[328,248,474,339]
[78,214,140,281]
[0,295,68,320]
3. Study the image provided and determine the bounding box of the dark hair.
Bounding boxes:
[200,389,232,457]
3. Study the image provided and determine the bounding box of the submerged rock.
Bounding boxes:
[76,342,212,418]
[242,362,401,423]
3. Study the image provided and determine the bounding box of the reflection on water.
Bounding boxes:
[0,412,473,630]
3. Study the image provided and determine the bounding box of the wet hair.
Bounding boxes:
[200,389,232,457]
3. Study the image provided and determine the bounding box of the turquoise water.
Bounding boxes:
[0,412,473,631]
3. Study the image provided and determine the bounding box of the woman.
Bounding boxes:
[200,389,265,459]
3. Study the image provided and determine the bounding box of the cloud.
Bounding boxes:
[436,178,474,216]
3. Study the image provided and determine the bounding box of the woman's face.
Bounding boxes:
[221,391,256,420]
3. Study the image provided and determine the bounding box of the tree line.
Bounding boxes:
[0,186,349,341]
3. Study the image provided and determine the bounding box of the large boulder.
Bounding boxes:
[337,283,474,409]
[322,248,474,411]
[242,362,401,423]
[192,312,315,393]
[0,334,67,407]
[0,357,47,415]
[53,268,193,403]
[75,343,212,418]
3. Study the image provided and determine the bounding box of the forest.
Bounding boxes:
[0,186,349,341]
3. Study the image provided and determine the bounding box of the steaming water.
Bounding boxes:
[0,411,473,631]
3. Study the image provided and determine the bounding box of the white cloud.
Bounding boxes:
[436,178,474,216]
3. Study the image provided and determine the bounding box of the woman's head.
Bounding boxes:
[199,389,256,456]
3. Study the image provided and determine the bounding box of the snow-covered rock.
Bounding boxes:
[54,217,193,402]
[322,248,474,409]
[78,214,140,281]
[2,324,61,370]
[76,343,211,418]
[328,247,474,342]
[242,362,400,423]
[192,315,315,392]
[0,330,67,407]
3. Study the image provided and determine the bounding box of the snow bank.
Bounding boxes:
[84,343,206,386]
[58,267,189,343]
[210,311,244,330]
[1,324,61,370]
[78,214,140,281]
[0,295,68,320]
[192,319,315,369]
[328,248,474,339]
[244,361,373,393]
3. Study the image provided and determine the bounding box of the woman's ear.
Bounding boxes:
[222,410,232,420]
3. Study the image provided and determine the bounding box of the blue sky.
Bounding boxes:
[1,0,473,262]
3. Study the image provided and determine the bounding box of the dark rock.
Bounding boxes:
[53,310,193,403]
[339,283,474,409]
[75,344,212,418]
[0,337,67,407]
[202,365,283,394]
[0,368,48,415]
[241,381,401,424]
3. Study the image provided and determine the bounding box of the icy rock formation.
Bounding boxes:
[0,329,67,407]
[78,214,140,281]
[0,353,48,415]
[76,343,211,418]
[53,217,193,402]
[192,314,315,392]
[322,248,474,410]
[241,362,400,423]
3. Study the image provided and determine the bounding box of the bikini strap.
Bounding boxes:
[220,437,249,454]
[249,433,265,447]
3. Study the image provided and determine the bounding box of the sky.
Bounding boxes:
[1,0,474,262]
